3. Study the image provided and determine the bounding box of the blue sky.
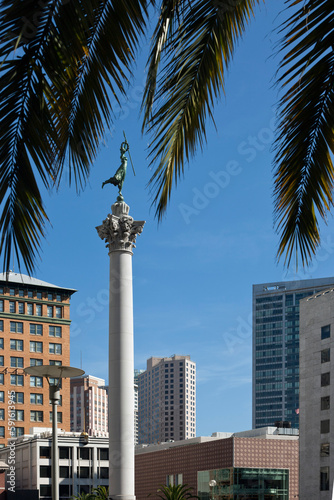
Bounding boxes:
[20,2,334,436]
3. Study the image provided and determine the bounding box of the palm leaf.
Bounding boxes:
[274,0,334,267]
[0,0,148,273]
[143,0,260,220]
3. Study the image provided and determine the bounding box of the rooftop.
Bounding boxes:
[0,271,76,294]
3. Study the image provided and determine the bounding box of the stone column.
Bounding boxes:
[96,201,145,500]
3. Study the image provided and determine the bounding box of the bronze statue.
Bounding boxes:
[102,140,129,201]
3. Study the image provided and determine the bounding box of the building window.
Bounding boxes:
[321,325,331,340]
[10,357,23,368]
[321,443,330,457]
[40,486,51,497]
[30,376,43,387]
[30,410,43,422]
[50,412,62,423]
[36,291,42,299]
[13,410,24,421]
[321,396,330,411]
[10,374,24,386]
[36,304,42,316]
[0,339,3,350]
[18,302,24,314]
[27,290,33,298]
[321,348,330,363]
[320,466,330,490]
[59,447,72,459]
[0,301,3,312]
[0,392,4,403]
[9,288,15,296]
[30,324,43,336]
[50,360,62,366]
[0,409,4,420]
[27,303,33,315]
[49,326,62,338]
[60,466,71,478]
[98,448,109,460]
[47,306,53,317]
[56,294,62,302]
[77,466,91,479]
[48,293,53,301]
[78,447,92,460]
[40,465,51,477]
[10,321,23,334]
[321,373,330,387]
[0,356,3,367]
[9,301,16,313]
[0,321,3,332]
[55,307,62,318]
[49,343,62,355]
[10,339,23,351]
[321,420,330,434]
[40,446,51,458]
[30,341,43,353]
[0,374,4,385]
[31,393,43,405]
[13,392,24,404]
[30,358,43,366]
[0,427,4,437]
[11,427,24,437]
[18,289,24,297]
[98,467,109,479]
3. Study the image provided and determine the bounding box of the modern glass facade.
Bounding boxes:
[198,468,289,500]
[253,278,334,429]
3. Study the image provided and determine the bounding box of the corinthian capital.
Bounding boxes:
[96,201,145,253]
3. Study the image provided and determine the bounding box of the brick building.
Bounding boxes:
[135,427,299,500]
[0,271,75,447]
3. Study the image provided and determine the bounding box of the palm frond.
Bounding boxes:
[0,0,148,272]
[143,0,260,220]
[274,0,334,268]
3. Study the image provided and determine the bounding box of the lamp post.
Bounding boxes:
[24,365,84,500]
[209,479,217,500]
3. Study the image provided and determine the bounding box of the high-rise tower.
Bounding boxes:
[138,355,196,444]
[253,277,334,429]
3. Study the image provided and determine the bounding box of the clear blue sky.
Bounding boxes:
[20,2,334,436]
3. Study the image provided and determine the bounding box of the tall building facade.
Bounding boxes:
[299,288,334,499]
[253,277,334,429]
[70,375,108,436]
[138,355,196,444]
[0,271,75,447]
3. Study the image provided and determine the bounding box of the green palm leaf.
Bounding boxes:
[274,0,334,267]
[155,484,199,500]
[143,0,260,220]
[0,0,148,273]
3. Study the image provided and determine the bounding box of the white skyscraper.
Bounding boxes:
[138,355,196,444]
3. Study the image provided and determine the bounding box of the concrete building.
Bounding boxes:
[137,355,196,444]
[253,277,334,429]
[70,375,108,437]
[300,287,334,498]
[0,428,109,498]
[135,427,299,500]
[0,272,75,447]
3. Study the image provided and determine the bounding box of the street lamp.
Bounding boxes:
[24,365,85,500]
[209,479,217,500]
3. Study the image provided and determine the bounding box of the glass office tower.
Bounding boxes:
[253,277,334,429]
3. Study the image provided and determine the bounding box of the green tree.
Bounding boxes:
[155,484,199,500]
[0,0,332,271]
